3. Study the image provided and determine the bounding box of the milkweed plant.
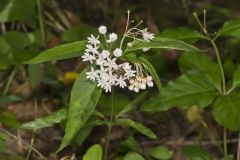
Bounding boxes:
[23,10,240,160]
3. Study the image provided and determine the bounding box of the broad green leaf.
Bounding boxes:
[213,92,240,131]
[116,91,148,118]
[159,28,205,43]
[119,137,142,153]
[26,41,87,64]
[123,152,145,160]
[149,145,173,160]
[125,56,162,92]
[183,146,213,160]
[179,52,222,91]
[217,20,240,38]
[0,95,21,106]
[3,31,31,50]
[115,118,157,139]
[0,0,37,27]
[73,118,104,146]
[73,126,93,147]
[126,38,202,53]
[58,70,102,151]
[142,70,218,112]
[83,144,102,160]
[231,66,240,89]
[20,109,67,130]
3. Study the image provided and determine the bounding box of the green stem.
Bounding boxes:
[210,40,226,94]
[37,0,47,47]
[104,88,115,160]
[3,69,16,96]
[210,39,228,160]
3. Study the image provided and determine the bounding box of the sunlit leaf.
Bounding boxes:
[58,70,102,151]
[20,109,67,130]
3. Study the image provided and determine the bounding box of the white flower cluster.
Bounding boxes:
[81,12,155,92]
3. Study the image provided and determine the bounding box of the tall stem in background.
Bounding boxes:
[37,0,47,47]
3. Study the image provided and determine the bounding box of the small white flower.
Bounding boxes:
[140,83,146,89]
[147,76,152,81]
[128,85,134,90]
[105,58,117,69]
[116,76,127,88]
[100,50,110,59]
[127,42,133,48]
[98,26,107,34]
[147,81,154,87]
[142,28,154,42]
[96,56,106,66]
[134,87,140,92]
[113,48,122,57]
[82,52,96,63]
[107,33,118,43]
[87,34,100,45]
[124,69,136,79]
[86,67,99,81]
[85,44,99,54]
[143,48,150,52]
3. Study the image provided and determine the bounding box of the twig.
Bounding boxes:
[0,127,46,160]
[141,138,239,146]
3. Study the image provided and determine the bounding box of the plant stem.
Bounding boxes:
[3,68,16,96]
[37,0,47,47]
[210,39,228,160]
[210,40,226,94]
[223,128,228,160]
[104,88,115,160]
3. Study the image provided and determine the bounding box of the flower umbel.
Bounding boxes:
[81,11,155,92]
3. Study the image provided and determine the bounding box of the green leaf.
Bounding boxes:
[116,91,148,118]
[26,41,87,64]
[57,70,102,151]
[142,70,218,112]
[28,64,41,89]
[119,137,142,153]
[159,27,205,43]
[3,31,31,50]
[231,66,240,90]
[217,20,240,38]
[20,109,67,130]
[149,145,173,160]
[213,92,240,131]
[126,38,202,53]
[0,0,37,27]
[83,144,102,160]
[115,118,157,139]
[179,52,222,91]
[183,146,213,160]
[0,111,20,128]
[125,56,162,92]
[123,152,145,160]
[0,95,21,106]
